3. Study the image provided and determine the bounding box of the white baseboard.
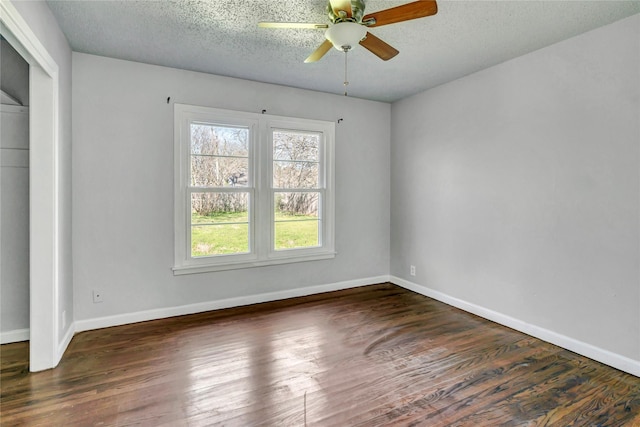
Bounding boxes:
[392,276,640,378]
[1,328,29,344]
[75,275,391,333]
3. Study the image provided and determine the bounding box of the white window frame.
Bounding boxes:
[173,104,335,275]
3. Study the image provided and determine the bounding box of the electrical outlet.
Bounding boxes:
[410,265,416,276]
[93,290,103,303]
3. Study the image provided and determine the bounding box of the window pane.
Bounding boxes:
[273,130,319,162]
[273,129,320,189]
[191,124,248,156]
[191,192,249,256]
[275,222,318,250]
[191,123,249,188]
[274,192,319,250]
[192,224,249,256]
[273,161,318,189]
[191,156,248,187]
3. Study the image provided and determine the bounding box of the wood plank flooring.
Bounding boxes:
[2,283,640,426]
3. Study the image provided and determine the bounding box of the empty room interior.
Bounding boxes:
[1,0,639,425]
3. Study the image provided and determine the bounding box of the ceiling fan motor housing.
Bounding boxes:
[327,0,366,23]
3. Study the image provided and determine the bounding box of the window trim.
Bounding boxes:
[173,104,335,275]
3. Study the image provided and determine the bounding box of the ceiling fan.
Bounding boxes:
[259,0,438,63]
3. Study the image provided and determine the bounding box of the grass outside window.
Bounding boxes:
[191,211,319,256]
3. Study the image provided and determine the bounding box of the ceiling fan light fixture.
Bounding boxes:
[325,22,367,51]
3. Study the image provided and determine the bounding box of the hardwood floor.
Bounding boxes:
[2,283,640,426]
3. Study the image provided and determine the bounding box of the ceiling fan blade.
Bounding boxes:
[304,40,334,63]
[258,22,328,29]
[329,0,353,19]
[359,32,399,61]
[362,0,437,27]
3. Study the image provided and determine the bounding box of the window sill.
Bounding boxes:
[172,251,337,275]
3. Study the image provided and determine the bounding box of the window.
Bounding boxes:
[174,105,335,274]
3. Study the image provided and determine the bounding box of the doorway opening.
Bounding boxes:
[1,36,30,346]
[1,1,63,371]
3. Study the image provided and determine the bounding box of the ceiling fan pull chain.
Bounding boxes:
[344,48,349,96]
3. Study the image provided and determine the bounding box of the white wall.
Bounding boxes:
[72,53,390,323]
[391,14,640,365]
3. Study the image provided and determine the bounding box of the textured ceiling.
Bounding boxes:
[46,0,640,102]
